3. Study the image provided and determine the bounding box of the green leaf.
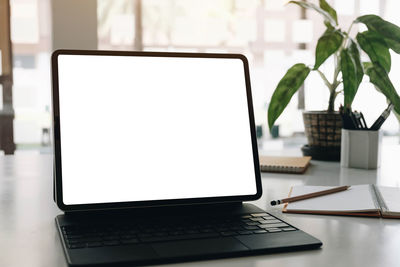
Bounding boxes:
[324,21,334,30]
[365,63,400,115]
[319,0,338,25]
[363,61,373,70]
[289,1,337,27]
[340,48,358,107]
[314,29,343,69]
[348,38,364,86]
[356,15,400,54]
[384,38,400,53]
[356,31,391,72]
[268,64,310,130]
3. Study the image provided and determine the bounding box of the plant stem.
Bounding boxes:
[333,53,341,83]
[329,25,355,111]
[317,70,332,89]
[347,21,354,37]
[335,89,343,96]
[316,69,336,112]
[328,89,336,112]
[320,22,355,112]
[326,53,342,112]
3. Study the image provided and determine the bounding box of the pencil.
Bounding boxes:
[270,185,350,206]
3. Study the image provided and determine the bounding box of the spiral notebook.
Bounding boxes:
[259,156,311,174]
[283,184,400,218]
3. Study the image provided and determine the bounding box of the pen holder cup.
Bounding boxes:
[340,129,382,169]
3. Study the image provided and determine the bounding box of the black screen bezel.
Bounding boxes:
[51,49,262,212]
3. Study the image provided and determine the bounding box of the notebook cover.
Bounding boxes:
[259,156,311,174]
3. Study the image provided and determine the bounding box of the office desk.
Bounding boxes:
[1,143,400,267]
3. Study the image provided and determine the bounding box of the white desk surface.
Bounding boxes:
[1,140,399,267]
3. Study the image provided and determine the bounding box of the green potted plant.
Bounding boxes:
[267,0,400,161]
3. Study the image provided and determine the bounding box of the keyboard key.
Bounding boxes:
[258,223,289,229]
[153,232,168,237]
[259,219,281,224]
[237,230,253,235]
[87,242,102,247]
[200,228,215,233]
[240,215,252,219]
[69,243,86,249]
[267,228,282,233]
[262,216,274,220]
[253,230,267,234]
[110,230,121,235]
[246,222,260,226]
[185,229,200,234]
[103,235,119,241]
[243,225,258,230]
[84,232,101,238]
[67,239,82,244]
[137,233,153,238]
[282,227,297,232]
[259,223,288,228]
[120,234,135,239]
[67,234,84,239]
[251,213,268,217]
[250,217,264,222]
[220,231,236,236]
[103,240,120,246]
[83,237,102,242]
[121,238,139,244]
[169,231,184,236]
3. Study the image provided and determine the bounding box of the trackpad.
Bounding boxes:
[152,237,249,258]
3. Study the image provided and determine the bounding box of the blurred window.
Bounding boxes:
[6,0,400,153]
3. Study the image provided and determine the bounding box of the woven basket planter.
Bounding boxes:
[302,111,342,161]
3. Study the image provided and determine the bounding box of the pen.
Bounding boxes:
[370,104,393,130]
[270,185,351,206]
[350,112,358,129]
[353,111,366,129]
[347,109,358,130]
[339,105,348,129]
[360,112,368,129]
[352,111,362,129]
[340,106,357,130]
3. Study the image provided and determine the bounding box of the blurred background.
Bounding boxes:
[1,0,400,154]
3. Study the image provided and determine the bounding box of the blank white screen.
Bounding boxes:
[57,54,257,205]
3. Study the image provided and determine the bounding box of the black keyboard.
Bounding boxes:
[61,213,297,249]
